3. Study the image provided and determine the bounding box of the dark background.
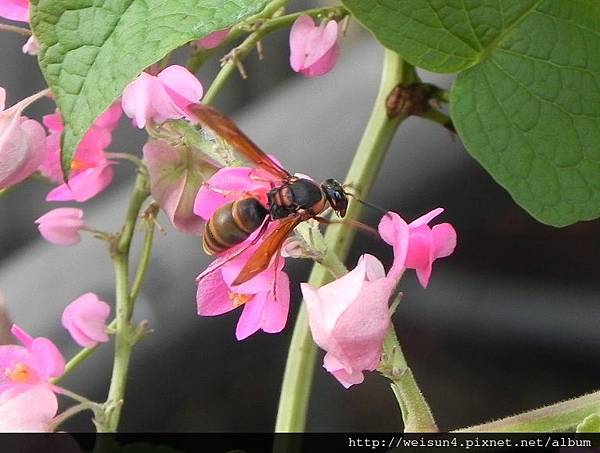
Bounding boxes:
[1,1,599,433]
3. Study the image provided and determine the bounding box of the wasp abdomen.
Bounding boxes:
[203,198,268,255]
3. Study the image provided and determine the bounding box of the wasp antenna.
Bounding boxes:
[346,192,388,215]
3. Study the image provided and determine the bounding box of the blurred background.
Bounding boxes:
[1,0,600,433]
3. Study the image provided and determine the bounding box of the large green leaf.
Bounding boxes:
[343,0,600,226]
[30,0,267,173]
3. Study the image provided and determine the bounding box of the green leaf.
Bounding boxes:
[30,0,267,174]
[576,413,600,433]
[344,0,600,226]
[342,0,542,73]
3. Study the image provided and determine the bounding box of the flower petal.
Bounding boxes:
[378,212,410,280]
[432,223,457,259]
[196,270,237,316]
[0,0,29,23]
[157,65,203,111]
[323,353,365,389]
[0,387,58,432]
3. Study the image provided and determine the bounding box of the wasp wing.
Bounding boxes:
[187,103,290,180]
[232,215,302,286]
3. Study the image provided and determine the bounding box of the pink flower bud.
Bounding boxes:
[289,15,340,77]
[0,87,46,190]
[35,208,85,246]
[302,254,393,388]
[22,36,39,56]
[122,65,203,129]
[61,293,111,348]
[143,140,218,235]
[0,0,29,23]
[195,29,229,49]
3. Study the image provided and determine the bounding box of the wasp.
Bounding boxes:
[188,103,357,286]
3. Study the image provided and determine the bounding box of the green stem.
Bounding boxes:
[274,50,415,432]
[381,326,437,432]
[0,23,31,36]
[455,391,600,432]
[203,5,348,104]
[420,109,455,133]
[0,188,10,199]
[187,0,289,73]
[99,171,150,432]
[105,152,148,177]
[50,402,96,430]
[129,206,158,301]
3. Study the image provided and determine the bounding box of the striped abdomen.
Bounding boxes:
[202,197,268,255]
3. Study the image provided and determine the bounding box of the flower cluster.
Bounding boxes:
[0,293,110,431]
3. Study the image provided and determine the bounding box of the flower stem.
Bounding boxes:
[187,0,289,74]
[0,23,31,36]
[50,402,96,430]
[275,50,416,432]
[202,5,348,104]
[129,204,158,301]
[380,325,437,432]
[98,170,150,432]
[455,391,600,432]
[105,152,148,177]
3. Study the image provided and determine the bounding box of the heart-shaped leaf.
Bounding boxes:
[30,0,267,174]
[343,0,600,226]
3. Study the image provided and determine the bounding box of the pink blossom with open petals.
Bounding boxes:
[0,325,65,396]
[62,293,111,348]
[144,140,219,235]
[380,209,457,288]
[0,386,58,432]
[197,231,290,340]
[122,65,203,129]
[303,210,456,388]
[40,104,121,202]
[302,254,394,388]
[196,29,229,49]
[35,207,85,246]
[289,15,340,77]
[0,0,29,22]
[0,88,46,190]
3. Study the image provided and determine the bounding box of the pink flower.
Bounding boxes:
[195,166,292,339]
[0,87,46,190]
[122,65,203,129]
[61,293,110,348]
[302,209,456,388]
[380,209,457,288]
[40,103,122,202]
[195,29,229,49]
[289,15,340,77]
[143,140,218,235]
[0,0,29,22]
[302,254,395,388]
[0,324,65,395]
[0,386,57,432]
[22,36,39,55]
[35,208,85,246]
[197,236,290,340]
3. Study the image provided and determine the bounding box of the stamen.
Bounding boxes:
[228,291,254,308]
[5,363,31,383]
[70,159,89,172]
